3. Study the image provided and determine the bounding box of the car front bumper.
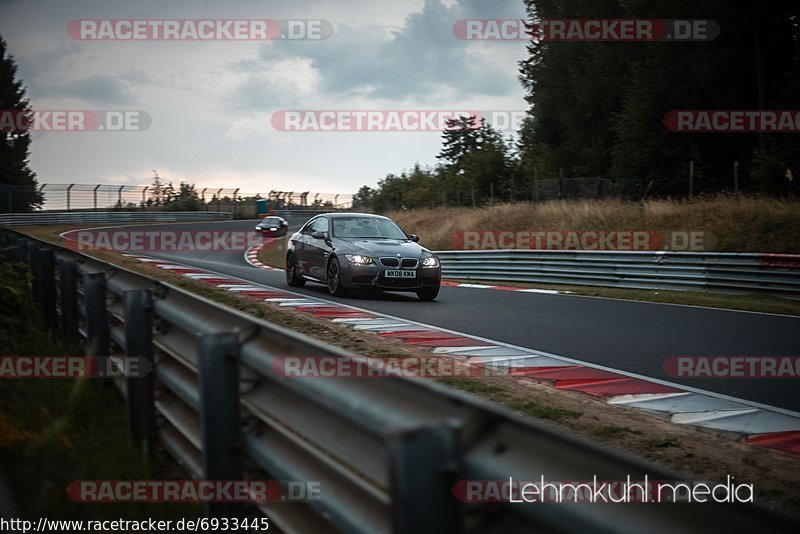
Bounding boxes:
[339,262,441,291]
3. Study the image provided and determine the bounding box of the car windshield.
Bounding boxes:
[331,217,409,240]
[262,217,280,224]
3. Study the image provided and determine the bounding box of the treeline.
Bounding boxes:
[356,116,518,211]
[358,0,800,210]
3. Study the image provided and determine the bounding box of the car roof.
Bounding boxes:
[316,212,389,220]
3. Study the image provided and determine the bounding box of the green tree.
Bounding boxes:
[0,36,43,212]
[164,182,202,211]
[352,185,374,210]
[518,0,800,197]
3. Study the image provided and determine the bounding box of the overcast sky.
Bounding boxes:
[0,0,527,196]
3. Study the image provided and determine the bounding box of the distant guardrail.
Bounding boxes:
[4,230,799,532]
[434,249,800,295]
[0,211,233,227]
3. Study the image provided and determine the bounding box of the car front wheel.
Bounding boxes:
[416,285,439,301]
[327,257,347,297]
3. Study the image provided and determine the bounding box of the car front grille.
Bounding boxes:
[379,257,419,268]
[379,257,400,267]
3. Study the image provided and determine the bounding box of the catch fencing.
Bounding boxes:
[0,211,232,227]
[1,183,354,214]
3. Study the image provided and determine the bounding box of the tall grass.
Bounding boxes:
[387,195,800,253]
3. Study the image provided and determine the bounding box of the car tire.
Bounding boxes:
[327,257,347,297]
[286,253,306,287]
[416,285,439,301]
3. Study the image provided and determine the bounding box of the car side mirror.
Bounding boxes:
[408,234,420,242]
[311,231,326,240]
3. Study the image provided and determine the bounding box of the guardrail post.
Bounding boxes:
[124,289,155,451]
[39,248,57,326]
[82,271,109,359]
[0,231,11,260]
[28,243,41,304]
[388,421,462,534]
[58,257,80,340]
[197,332,244,518]
[14,238,28,278]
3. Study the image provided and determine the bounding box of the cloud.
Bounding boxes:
[36,74,137,105]
[229,0,525,109]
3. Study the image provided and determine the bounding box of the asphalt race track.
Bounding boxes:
[116,219,800,413]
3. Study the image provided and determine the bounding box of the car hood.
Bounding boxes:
[334,238,429,258]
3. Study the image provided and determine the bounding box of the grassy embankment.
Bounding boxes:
[0,257,200,521]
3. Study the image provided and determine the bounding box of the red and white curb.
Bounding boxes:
[244,242,281,271]
[441,281,570,294]
[126,252,800,458]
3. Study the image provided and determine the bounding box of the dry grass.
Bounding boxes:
[387,195,800,253]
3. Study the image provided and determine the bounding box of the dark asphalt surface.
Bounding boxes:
[127,219,800,412]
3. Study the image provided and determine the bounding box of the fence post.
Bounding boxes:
[82,270,109,359]
[124,289,155,451]
[67,184,74,211]
[389,421,462,534]
[39,248,57,326]
[197,332,244,518]
[58,256,80,340]
[93,184,101,211]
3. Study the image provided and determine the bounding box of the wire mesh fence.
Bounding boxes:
[530,176,616,202]
[0,183,354,214]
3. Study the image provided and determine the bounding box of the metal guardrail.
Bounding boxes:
[434,249,800,295]
[2,230,799,533]
[0,211,233,227]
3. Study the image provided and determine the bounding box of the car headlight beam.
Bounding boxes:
[421,256,439,268]
[345,254,374,265]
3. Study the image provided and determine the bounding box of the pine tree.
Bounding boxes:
[0,36,42,212]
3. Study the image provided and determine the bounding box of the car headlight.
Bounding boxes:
[345,254,374,265]
[421,256,439,268]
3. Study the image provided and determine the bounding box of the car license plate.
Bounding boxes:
[384,270,416,278]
